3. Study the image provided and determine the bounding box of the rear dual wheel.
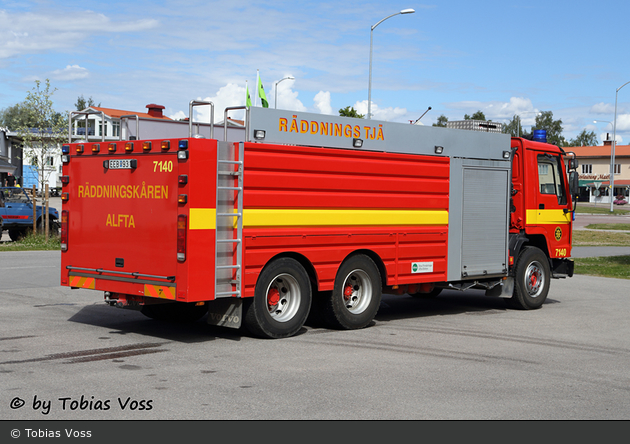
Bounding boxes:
[323,255,382,330]
[244,257,312,339]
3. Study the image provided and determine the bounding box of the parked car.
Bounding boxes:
[0,187,60,241]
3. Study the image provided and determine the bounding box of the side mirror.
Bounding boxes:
[568,158,579,170]
[569,171,579,197]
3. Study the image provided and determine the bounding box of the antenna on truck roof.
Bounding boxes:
[413,106,431,125]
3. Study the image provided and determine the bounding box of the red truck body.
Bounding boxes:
[60,107,577,338]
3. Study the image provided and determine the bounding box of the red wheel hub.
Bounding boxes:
[267,288,280,307]
[344,285,353,301]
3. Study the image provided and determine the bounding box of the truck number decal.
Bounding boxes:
[153,160,174,173]
[555,248,567,257]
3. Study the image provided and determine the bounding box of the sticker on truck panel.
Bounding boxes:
[555,226,563,241]
[412,262,434,274]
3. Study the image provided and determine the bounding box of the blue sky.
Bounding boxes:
[1,0,630,143]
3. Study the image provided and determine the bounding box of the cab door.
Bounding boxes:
[530,152,572,258]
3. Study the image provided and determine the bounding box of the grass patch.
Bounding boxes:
[584,223,630,231]
[575,205,630,215]
[572,230,630,246]
[574,256,630,280]
[0,232,61,251]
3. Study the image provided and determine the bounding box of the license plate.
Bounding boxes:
[109,159,134,169]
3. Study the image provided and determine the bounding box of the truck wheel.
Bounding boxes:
[510,246,550,310]
[323,255,382,330]
[8,228,29,242]
[243,257,312,339]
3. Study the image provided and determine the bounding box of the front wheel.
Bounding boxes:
[510,246,550,310]
[243,257,312,339]
[323,255,382,330]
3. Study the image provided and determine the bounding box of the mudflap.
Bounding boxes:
[485,277,514,298]
[552,258,574,278]
[207,298,242,329]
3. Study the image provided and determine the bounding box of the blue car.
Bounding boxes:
[0,187,60,241]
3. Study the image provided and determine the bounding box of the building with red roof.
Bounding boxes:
[567,139,630,203]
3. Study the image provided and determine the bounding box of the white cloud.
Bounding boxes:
[0,10,158,59]
[447,97,538,121]
[51,65,89,81]
[168,110,187,121]
[313,91,332,115]
[615,114,630,132]
[196,83,247,123]
[273,79,306,112]
[590,102,615,114]
[354,100,407,121]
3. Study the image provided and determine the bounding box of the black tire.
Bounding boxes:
[8,228,29,242]
[141,302,208,322]
[409,287,442,299]
[323,254,382,330]
[243,257,312,339]
[510,246,550,310]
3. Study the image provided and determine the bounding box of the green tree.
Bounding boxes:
[568,129,598,147]
[531,111,566,147]
[0,102,36,129]
[75,95,100,111]
[502,115,520,137]
[339,106,364,118]
[17,79,68,191]
[432,114,448,127]
[464,110,487,121]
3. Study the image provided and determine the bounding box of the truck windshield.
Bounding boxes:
[537,154,567,205]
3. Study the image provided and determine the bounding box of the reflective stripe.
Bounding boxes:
[144,284,176,300]
[69,276,95,289]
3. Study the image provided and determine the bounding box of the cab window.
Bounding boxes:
[537,154,567,205]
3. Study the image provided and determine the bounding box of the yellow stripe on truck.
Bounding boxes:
[526,209,572,225]
[243,209,448,227]
[189,208,216,230]
[188,208,449,229]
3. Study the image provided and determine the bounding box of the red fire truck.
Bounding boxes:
[60,106,579,339]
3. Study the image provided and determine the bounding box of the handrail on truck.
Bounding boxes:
[189,100,214,140]
[119,115,140,141]
[68,110,106,143]
[223,106,250,142]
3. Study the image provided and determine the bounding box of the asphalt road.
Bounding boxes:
[1,250,629,421]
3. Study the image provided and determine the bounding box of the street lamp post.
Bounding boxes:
[610,81,630,212]
[593,119,613,141]
[274,76,295,109]
[367,8,415,119]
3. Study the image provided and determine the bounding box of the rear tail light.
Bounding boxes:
[61,210,69,251]
[177,214,187,262]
